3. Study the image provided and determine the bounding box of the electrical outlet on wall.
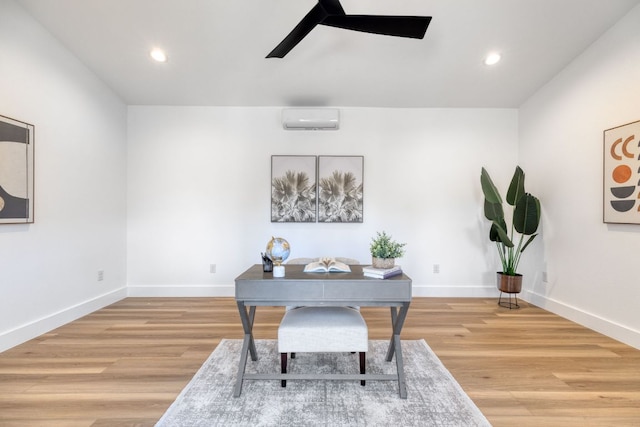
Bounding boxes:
[433,264,440,274]
[210,264,216,274]
[97,270,104,281]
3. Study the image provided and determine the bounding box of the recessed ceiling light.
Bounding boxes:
[150,48,168,63]
[484,52,501,66]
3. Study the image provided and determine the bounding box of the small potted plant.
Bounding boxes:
[370,231,406,269]
[480,166,541,297]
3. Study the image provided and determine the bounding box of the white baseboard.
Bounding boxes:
[524,290,640,350]
[127,284,235,297]
[412,284,498,298]
[0,287,127,353]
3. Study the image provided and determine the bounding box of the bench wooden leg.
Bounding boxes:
[360,352,366,386]
[280,353,287,387]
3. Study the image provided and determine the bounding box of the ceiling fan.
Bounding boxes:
[267,0,432,58]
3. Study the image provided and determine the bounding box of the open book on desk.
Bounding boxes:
[303,257,351,273]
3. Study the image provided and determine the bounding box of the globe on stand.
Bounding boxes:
[266,236,290,277]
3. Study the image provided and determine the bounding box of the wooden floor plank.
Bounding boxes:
[0,297,639,426]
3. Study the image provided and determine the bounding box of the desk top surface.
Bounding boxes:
[235,264,411,282]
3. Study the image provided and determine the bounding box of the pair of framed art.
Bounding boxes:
[271,155,363,223]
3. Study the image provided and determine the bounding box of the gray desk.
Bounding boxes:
[234,264,412,398]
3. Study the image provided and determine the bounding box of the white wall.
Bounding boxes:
[0,1,128,351]
[519,4,640,348]
[127,107,519,297]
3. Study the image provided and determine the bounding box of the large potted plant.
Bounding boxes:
[480,166,541,298]
[370,231,406,269]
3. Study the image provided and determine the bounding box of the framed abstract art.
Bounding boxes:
[603,119,640,224]
[0,114,35,224]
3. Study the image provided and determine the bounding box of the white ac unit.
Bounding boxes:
[282,108,340,130]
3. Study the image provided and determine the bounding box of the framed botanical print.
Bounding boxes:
[604,120,640,224]
[0,115,35,224]
[318,155,363,223]
[271,155,317,222]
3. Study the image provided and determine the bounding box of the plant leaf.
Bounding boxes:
[506,166,525,206]
[480,168,502,204]
[489,220,513,247]
[521,234,538,252]
[514,193,541,235]
[484,200,504,221]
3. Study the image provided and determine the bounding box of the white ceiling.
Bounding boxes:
[17,0,640,108]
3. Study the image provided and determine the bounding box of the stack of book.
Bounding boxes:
[362,265,403,279]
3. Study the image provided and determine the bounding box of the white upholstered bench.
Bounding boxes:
[278,305,368,387]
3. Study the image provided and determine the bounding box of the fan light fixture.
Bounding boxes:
[484,52,501,66]
[267,0,431,58]
[150,48,168,63]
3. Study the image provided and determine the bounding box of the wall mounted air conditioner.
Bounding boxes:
[282,108,340,130]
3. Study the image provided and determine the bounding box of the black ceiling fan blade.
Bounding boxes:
[321,15,431,39]
[266,3,328,58]
[318,0,345,15]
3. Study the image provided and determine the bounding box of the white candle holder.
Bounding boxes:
[273,265,285,277]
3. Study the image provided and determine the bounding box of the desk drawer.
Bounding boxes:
[323,280,411,301]
[236,281,324,301]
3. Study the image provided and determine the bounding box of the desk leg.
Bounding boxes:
[247,306,258,361]
[385,307,398,361]
[386,303,410,399]
[394,333,407,399]
[237,303,257,360]
[234,302,257,397]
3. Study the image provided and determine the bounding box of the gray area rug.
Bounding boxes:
[156,339,491,426]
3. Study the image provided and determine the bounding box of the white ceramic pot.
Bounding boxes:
[372,257,395,269]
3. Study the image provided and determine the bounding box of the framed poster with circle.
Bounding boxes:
[603,119,640,224]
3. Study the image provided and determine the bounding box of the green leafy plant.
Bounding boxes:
[370,231,406,259]
[480,166,541,276]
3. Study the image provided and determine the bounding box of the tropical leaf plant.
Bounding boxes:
[480,166,541,275]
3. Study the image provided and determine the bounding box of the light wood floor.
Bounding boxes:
[0,297,639,427]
